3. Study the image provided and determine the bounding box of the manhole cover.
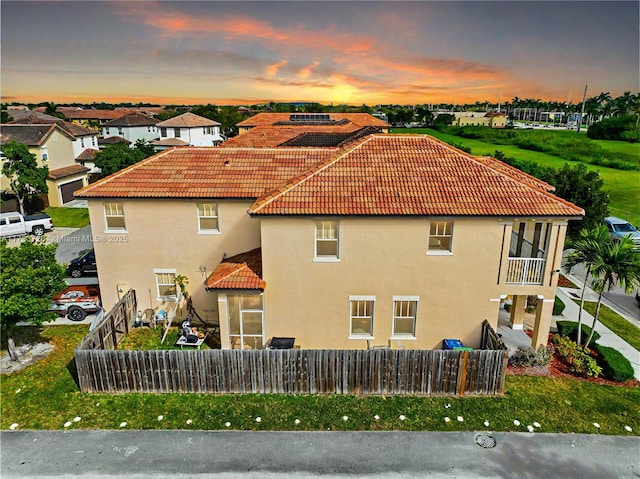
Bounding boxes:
[475,434,496,449]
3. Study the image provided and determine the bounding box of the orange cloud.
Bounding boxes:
[297,62,320,79]
[265,60,288,77]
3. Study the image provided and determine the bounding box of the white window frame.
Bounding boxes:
[103,202,126,233]
[427,220,454,255]
[197,202,220,234]
[348,295,375,339]
[228,294,265,350]
[154,268,177,301]
[314,220,340,262]
[391,296,419,340]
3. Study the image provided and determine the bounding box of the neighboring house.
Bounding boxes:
[444,112,507,128]
[75,134,583,352]
[55,107,135,129]
[154,112,226,149]
[1,124,90,206]
[226,112,390,147]
[101,113,159,145]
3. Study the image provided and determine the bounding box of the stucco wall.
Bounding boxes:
[87,198,261,315]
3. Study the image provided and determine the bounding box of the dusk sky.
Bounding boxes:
[2,1,638,106]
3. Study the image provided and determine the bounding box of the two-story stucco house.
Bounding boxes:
[76,134,583,351]
[102,113,159,145]
[153,112,226,150]
[1,124,90,206]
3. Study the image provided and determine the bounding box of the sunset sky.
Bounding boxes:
[2,1,638,106]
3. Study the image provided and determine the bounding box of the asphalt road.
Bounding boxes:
[50,224,94,266]
[1,431,638,478]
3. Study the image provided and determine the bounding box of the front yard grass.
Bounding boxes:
[1,325,638,435]
[44,207,90,228]
[574,301,640,352]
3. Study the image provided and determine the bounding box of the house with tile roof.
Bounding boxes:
[1,124,90,207]
[154,112,226,149]
[76,134,582,351]
[102,113,160,146]
[224,112,389,148]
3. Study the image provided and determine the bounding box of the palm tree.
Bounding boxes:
[584,237,640,348]
[564,225,610,344]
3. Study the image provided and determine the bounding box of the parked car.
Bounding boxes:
[0,211,54,237]
[49,284,101,321]
[66,249,97,278]
[604,216,640,250]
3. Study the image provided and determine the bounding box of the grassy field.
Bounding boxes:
[390,128,640,225]
[43,207,90,228]
[1,325,638,435]
[575,301,640,352]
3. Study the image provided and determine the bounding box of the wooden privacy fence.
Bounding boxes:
[75,288,508,395]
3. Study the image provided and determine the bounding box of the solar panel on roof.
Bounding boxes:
[289,113,331,122]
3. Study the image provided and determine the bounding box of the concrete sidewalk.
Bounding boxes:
[555,272,640,380]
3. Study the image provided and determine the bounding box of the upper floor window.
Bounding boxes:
[349,296,375,338]
[118,128,124,136]
[160,127,167,138]
[104,202,126,232]
[104,127,110,135]
[392,297,418,338]
[315,220,339,261]
[80,138,85,148]
[427,221,453,254]
[92,137,97,146]
[154,269,177,300]
[197,203,219,233]
[174,128,181,138]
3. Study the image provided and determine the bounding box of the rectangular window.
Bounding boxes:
[228,294,264,350]
[315,220,339,261]
[104,128,110,135]
[160,127,167,138]
[92,137,97,146]
[154,269,177,299]
[197,203,219,233]
[104,202,126,231]
[392,297,418,338]
[349,296,375,338]
[427,221,453,254]
[174,128,181,138]
[118,128,124,136]
[80,138,85,148]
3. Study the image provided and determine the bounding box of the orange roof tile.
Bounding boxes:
[205,248,264,290]
[75,147,333,199]
[236,112,389,128]
[222,125,379,148]
[249,135,584,218]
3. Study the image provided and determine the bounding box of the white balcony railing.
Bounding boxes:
[505,258,546,285]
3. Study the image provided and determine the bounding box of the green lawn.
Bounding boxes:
[391,128,640,225]
[576,301,640,352]
[1,325,638,435]
[43,207,90,228]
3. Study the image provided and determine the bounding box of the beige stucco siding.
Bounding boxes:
[88,198,260,313]
[260,217,507,350]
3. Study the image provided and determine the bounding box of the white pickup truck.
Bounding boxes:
[0,211,54,237]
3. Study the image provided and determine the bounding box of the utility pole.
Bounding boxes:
[577,84,588,133]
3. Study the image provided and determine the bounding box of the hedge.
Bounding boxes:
[593,344,635,382]
[556,320,600,345]
[553,296,566,315]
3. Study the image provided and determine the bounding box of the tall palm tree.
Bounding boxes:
[584,237,640,348]
[564,225,610,344]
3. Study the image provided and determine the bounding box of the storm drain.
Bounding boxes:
[475,434,497,449]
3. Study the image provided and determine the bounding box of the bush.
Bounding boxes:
[552,334,602,378]
[556,320,600,345]
[593,344,635,382]
[553,296,566,316]
[508,345,555,367]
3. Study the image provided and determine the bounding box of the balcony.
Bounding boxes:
[505,257,546,285]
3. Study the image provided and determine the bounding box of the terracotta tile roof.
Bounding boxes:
[249,134,584,218]
[152,138,190,146]
[236,112,389,128]
[75,147,333,199]
[59,108,134,121]
[48,164,90,180]
[205,248,265,291]
[103,113,159,127]
[8,114,99,138]
[156,112,221,128]
[473,155,553,191]
[64,122,100,137]
[76,148,100,161]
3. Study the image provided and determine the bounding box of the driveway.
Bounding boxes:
[50,224,94,266]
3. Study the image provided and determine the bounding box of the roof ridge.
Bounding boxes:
[249,135,375,213]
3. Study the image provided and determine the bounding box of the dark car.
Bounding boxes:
[66,249,97,278]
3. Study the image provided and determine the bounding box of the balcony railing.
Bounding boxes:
[505,258,546,285]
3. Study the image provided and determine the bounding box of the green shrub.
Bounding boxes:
[553,296,566,316]
[556,320,600,345]
[552,334,602,378]
[508,345,555,367]
[593,344,635,382]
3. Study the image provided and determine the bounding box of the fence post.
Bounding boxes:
[457,351,469,396]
